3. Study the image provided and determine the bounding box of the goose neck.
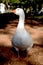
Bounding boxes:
[17,15,25,29]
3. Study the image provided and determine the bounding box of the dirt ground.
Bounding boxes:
[0,19,43,65]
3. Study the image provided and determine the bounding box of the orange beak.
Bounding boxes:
[11,10,16,13]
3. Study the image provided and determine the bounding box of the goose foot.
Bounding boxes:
[17,50,28,62]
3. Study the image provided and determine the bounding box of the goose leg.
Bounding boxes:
[24,51,29,62]
[24,48,31,62]
[18,50,28,62]
[17,51,21,61]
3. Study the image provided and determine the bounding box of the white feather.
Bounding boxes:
[12,8,33,51]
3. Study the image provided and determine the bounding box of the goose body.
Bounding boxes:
[11,8,33,61]
[11,8,33,51]
[12,27,33,51]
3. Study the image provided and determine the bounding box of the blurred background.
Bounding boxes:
[0,0,43,65]
[0,0,43,19]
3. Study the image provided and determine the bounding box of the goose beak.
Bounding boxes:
[11,10,16,14]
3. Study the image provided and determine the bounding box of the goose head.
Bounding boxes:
[11,8,25,20]
[11,8,25,28]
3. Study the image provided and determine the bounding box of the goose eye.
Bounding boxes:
[17,8,19,10]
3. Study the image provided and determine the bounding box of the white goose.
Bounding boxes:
[38,7,43,14]
[0,3,5,13]
[11,8,33,60]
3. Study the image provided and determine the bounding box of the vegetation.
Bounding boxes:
[0,0,43,6]
[0,0,43,19]
[0,0,43,9]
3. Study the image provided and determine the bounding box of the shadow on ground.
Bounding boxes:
[0,46,17,65]
[0,46,32,65]
[0,13,43,29]
[0,13,18,29]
